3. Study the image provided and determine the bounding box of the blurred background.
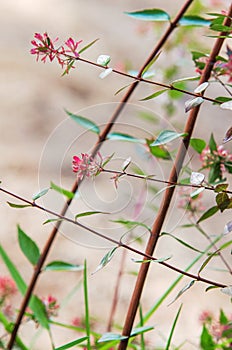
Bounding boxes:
[0,0,231,349]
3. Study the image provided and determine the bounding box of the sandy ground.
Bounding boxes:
[0,1,232,349]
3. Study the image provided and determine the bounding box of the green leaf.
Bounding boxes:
[140,89,168,101]
[190,138,206,154]
[205,285,220,292]
[83,261,91,350]
[78,38,99,54]
[161,232,204,253]
[210,23,232,32]
[98,333,128,343]
[132,256,172,264]
[92,247,118,274]
[7,202,31,209]
[198,251,218,276]
[200,325,216,350]
[165,304,182,350]
[214,183,228,193]
[208,162,221,184]
[107,132,145,144]
[115,83,133,96]
[50,182,75,199]
[125,9,170,22]
[32,187,50,201]
[75,211,108,219]
[179,15,211,27]
[209,133,217,153]
[220,309,228,325]
[0,245,49,329]
[130,326,154,337]
[197,206,219,224]
[142,51,161,75]
[216,192,230,212]
[151,130,187,146]
[112,219,151,232]
[43,218,64,225]
[54,337,88,350]
[213,96,232,104]
[17,225,40,266]
[44,261,84,272]
[65,109,100,134]
[168,280,195,306]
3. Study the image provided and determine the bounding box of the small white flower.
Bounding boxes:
[99,68,113,79]
[97,54,111,67]
[194,82,209,94]
[190,172,205,186]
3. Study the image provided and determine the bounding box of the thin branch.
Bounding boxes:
[6,2,195,347]
[118,3,232,349]
[0,186,226,288]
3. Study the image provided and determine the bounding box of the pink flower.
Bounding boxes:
[200,144,232,171]
[199,310,213,324]
[0,276,17,299]
[31,32,82,74]
[65,38,82,58]
[42,295,59,318]
[72,153,103,180]
[71,317,82,327]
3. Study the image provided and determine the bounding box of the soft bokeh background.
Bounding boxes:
[0,0,231,349]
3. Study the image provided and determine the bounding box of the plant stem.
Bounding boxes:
[1,186,226,288]
[6,1,194,348]
[118,4,232,349]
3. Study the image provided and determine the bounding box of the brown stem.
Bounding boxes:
[118,4,232,349]
[7,2,195,348]
[0,186,226,288]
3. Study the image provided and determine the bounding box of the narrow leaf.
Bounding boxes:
[198,251,218,276]
[43,218,64,225]
[142,51,161,75]
[78,38,99,54]
[125,9,170,22]
[75,211,108,219]
[151,130,187,146]
[54,337,88,350]
[132,256,172,263]
[99,68,113,79]
[50,182,75,199]
[107,132,145,144]
[65,109,100,134]
[32,187,50,201]
[115,83,133,96]
[44,261,84,272]
[0,245,49,329]
[112,219,151,232]
[98,333,128,343]
[130,326,154,337]
[83,260,91,350]
[179,16,211,27]
[194,82,209,93]
[18,225,40,266]
[7,202,31,209]
[140,89,168,101]
[190,187,205,198]
[165,304,182,350]
[190,138,206,153]
[161,233,204,254]
[168,280,195,306]
[200,325,215,350]
[197,206,219,223]
[185,97,204,112]
[92,247,118,274]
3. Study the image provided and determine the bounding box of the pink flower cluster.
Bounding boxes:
[31,32,82,74]
[72,153,103,180]
[42,295,59,318]
[0,276,17,299]
[199,310,232,344]
[200,145,232,173]
[220,45,232,82]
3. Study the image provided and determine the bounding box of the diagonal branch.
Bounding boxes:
[118,3,232,349]
[7,1,194,348]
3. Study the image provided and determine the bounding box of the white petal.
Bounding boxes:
[122,157,131,171]
[97,54,111,66]
[185,97,204,113]
[190,172,205,186]
[194,82,209,93]
[99,68,113,79]
[220,101,232,110]
[223,221,232,235]
[221,286,232,296]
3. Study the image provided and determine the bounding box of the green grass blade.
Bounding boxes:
[165,304,183,350]
[83,260,91,349]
